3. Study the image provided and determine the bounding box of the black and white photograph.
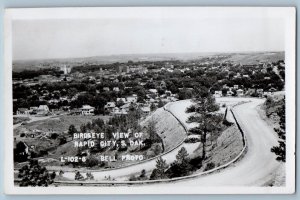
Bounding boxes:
[4,7,295,194]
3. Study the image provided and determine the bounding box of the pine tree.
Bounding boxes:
[150,157,168,179]
[176,147,189,164]
[68,124,77,139]
[186,91,223,160]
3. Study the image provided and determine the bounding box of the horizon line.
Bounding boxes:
[13,50,285,63]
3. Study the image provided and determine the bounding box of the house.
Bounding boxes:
[236,89,244,96]
[126,94,138,103]
[222,84,229,89]
[105,102,116,112]
[227,90,234,96]
[120,103,131,112]
[17,108,30,115]
[213,91,222,98]
[60,97,69,102]
[113,87,120,92]
[149,89,158,94]
[263,91,272,96]
[103,87,110,91]
[140,106,151,115]
[111,107,128,116]
[233,85,239,89]
[117,98,127,104]
[166,96,178,102]
[48,99,59,104]
[81,105,95,115]
[37,105,50,115]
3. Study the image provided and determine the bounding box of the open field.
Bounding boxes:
[13,116,30,125]
[15,115,111,133]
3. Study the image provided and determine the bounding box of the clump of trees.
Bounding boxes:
[150,147,204,180]
[74,171,95,181]
[129,169,148,181]
[18,160,56,187]
[271,98,286,162]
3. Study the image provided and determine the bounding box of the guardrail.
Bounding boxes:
[15,100,249,186]
[230,109,245,146]
[54,102,248,185]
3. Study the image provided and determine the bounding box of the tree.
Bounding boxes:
[157,100,165,108]
[147,119,158,142]
[150,103,157,111]
[14,141,28,162]
[221,88,228,96]
[271,99,286,162]
[186,91,223,160]
[68,124,77,138]
[74,171,84,180]
[150,157,168,179]
[139,169,147,179]
[165,147,191,178]
[176,147,189,164]
[18,160,56,187]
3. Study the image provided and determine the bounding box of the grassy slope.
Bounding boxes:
[141,107,186,152]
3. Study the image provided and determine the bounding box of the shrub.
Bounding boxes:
[189,156,203,170]
[129,175,137,181]
[204,162,215,171]
[75,171,84,180]
[184,137,201,143]
[223,119,233,126]
[50,133,59,139]
[85,156,99,168]
[139,169,146,179]
[59,137,67,145]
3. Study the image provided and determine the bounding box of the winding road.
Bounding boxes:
[15,97,282,186]
[59,97,281,185]
[163,97,281,186]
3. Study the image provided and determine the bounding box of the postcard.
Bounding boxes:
[3,7,296,194]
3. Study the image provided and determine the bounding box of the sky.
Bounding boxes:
[11,7,286,61]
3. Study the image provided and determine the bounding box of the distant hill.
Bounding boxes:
[12,51,284,72]
[217,52,284,65]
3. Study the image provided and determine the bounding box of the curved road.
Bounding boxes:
[163,97,281,186]
[24,97,280,185]
[61,105,199,181]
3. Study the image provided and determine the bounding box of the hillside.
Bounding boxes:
[141,107,187,152]
[12,51,284,72]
